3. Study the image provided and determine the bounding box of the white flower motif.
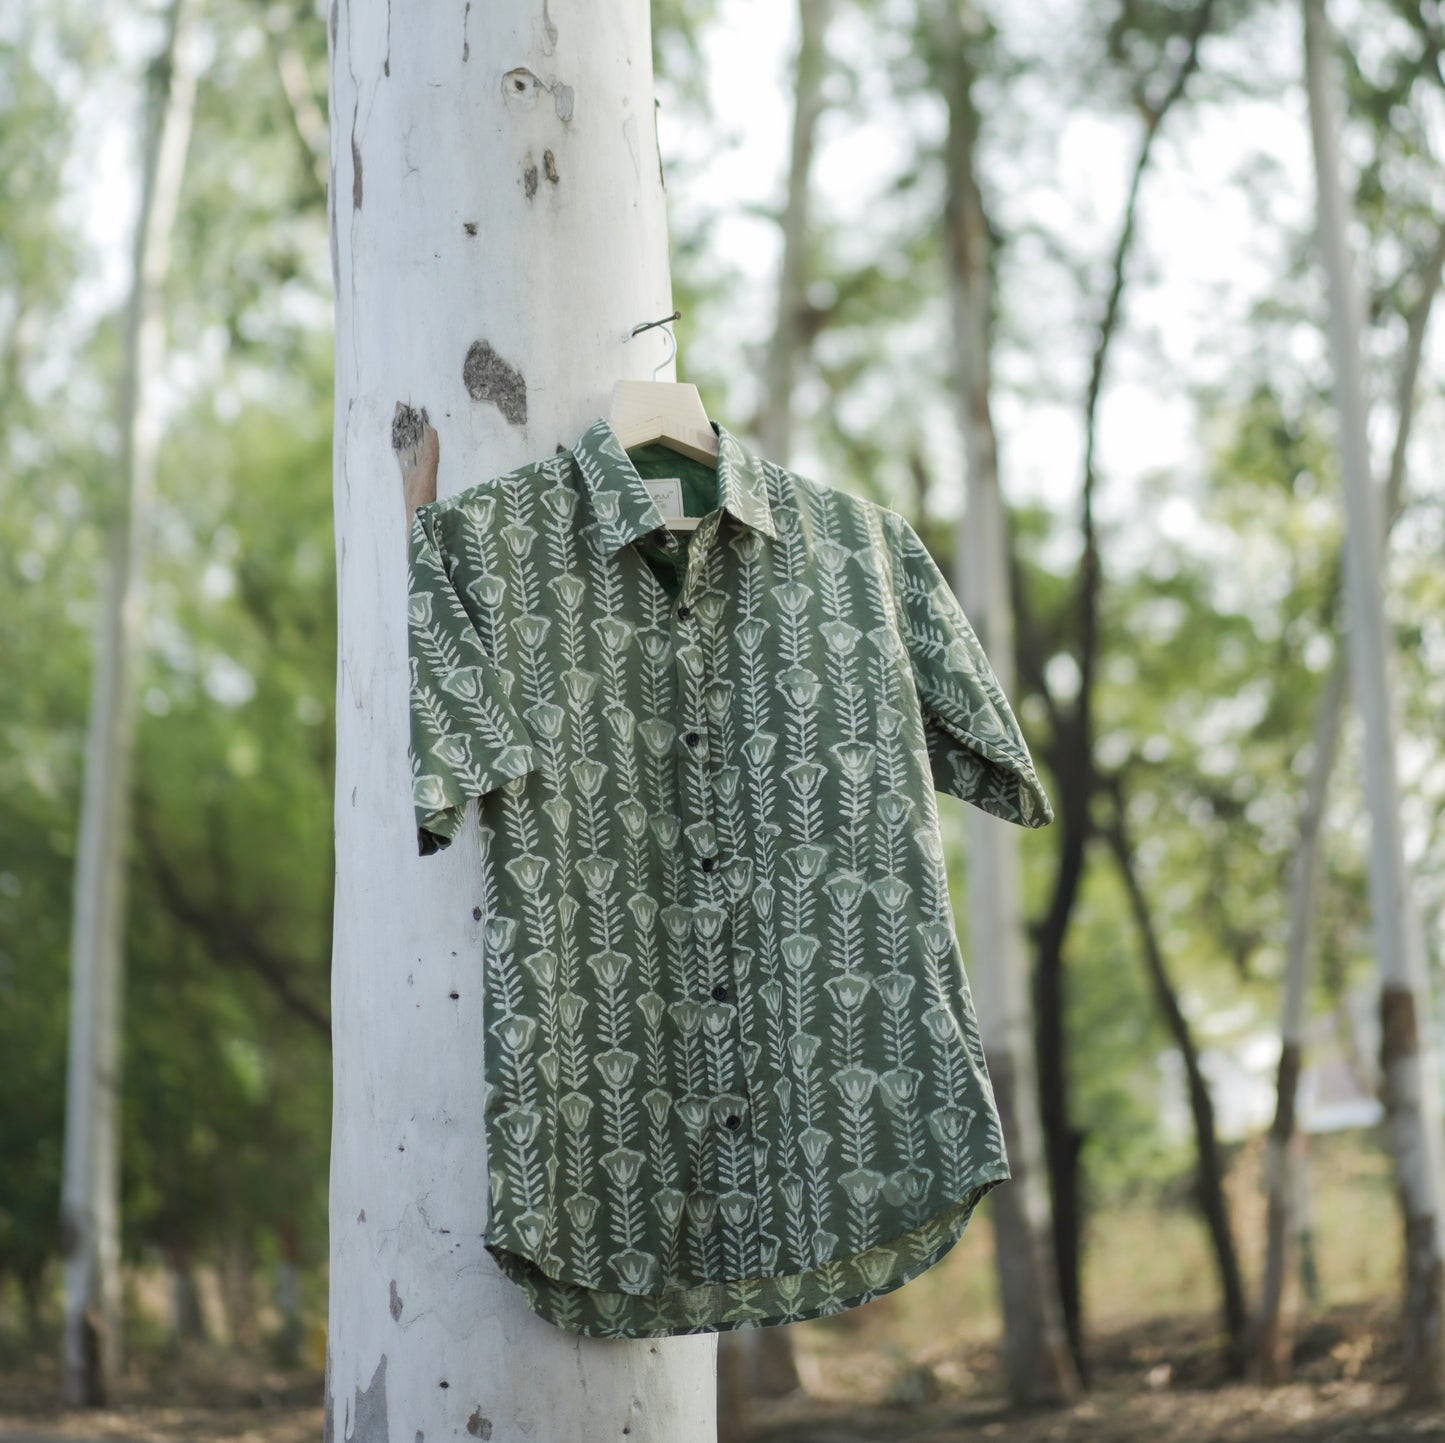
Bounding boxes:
[523,701,565,740]
[839,1168,886,1207]
[513,614,550,648]
[592,616,635,653]
[878,1066,923,1110]
[467,574,506,608]
[781,935,821,973]
[563,1192,599,1230]
[594,1048,638,1088]
[774,580,814,614]
[653,1189,686,1226]
[496,1107,541,1147]
[853,1247,898,1292]
[824,973,870,1011]
[599,1147,646,1189]
[439,666,488,703]
[413,775,450,812]
[609,1248,659,1291]
[500,523,537,559]
[495,1015,537,1053]
[590,950,630,988]
[558,1092,594,1133]
[521,949,557,986]
[831,1066,878,1107]
[575,852,617,894]
[431,735,472,770]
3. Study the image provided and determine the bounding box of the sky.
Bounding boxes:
[662,0,1445,569]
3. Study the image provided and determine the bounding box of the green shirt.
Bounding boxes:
[407,415,1052,1337]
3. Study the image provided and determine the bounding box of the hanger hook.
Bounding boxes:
[653,323,677,381]
[629,310,681,382]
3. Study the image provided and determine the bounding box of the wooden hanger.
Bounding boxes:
[609,315,717,532]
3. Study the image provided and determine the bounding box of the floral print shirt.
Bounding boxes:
[406,415,1051,1336]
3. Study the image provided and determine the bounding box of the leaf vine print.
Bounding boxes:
[406,415,1052,1336]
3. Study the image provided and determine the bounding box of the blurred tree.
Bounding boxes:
[720,0,834,1421]
[60,0,200,1404]
[756,0,834,464]
[1302,0,1445,1402]
[1014,0,1221,1372]
[1253,0,1445,1380]
[0,7,97,1349]
[923,0,1080,1408]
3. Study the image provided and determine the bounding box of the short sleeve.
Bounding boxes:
[885,512,1053,827]
[407,504,538,856]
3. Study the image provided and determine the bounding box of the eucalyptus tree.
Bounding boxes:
[1301,0,1445,1401]
[327,3,715,1436]
[60,0,200,1404]
[922,0,1079,1407]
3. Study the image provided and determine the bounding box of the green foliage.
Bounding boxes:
[3,0,1445,1357]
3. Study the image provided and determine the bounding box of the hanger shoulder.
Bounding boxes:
[608,380,718,465]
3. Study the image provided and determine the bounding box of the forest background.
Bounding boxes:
[3,0,1445,1436]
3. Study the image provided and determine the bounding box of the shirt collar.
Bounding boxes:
[572,414,779,556]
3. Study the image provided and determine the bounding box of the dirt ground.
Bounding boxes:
[2,1300,1443,1442]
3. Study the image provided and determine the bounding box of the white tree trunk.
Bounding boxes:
[1253,201,1445,1383]
[326,4,716,1438]
[1251,655,1344,1382]
[756,0,832,464]
[931,0,1078,1406]
[60,0,199,1406]
[1303,0,1445,1402]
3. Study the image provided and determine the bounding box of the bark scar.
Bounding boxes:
[393,403,439,529]
[462,341,527,425]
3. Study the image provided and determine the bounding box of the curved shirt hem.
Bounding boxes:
[483,1169,1009,1337]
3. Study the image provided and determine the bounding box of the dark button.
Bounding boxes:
[711,984,727,1001]
[700,856,716,872]
[724,1114,741,1130]
[677,604,691,619]
[685,731,700,747]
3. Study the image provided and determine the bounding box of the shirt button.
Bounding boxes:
[724,1114,742,1130]
[677,604,691,619]
[685,731,700,747]
[700,856,717,872]
[711,984,727,1001]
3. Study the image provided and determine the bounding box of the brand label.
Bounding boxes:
[642,477,685,519]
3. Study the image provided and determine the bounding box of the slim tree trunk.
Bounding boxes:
[927,0,1079,1408]
[326,5,715,1437]
[756,0,833,465]
[1104,790,1249,1375]
[1303,0,1445,1403]
[722,2,834,1409]
[1020,2,1217,1369]
[60,0,199,1405]
[1251,659,1345,1382]
[1252,206,1445,1382]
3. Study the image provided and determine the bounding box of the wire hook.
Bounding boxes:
[628,310,681,381]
